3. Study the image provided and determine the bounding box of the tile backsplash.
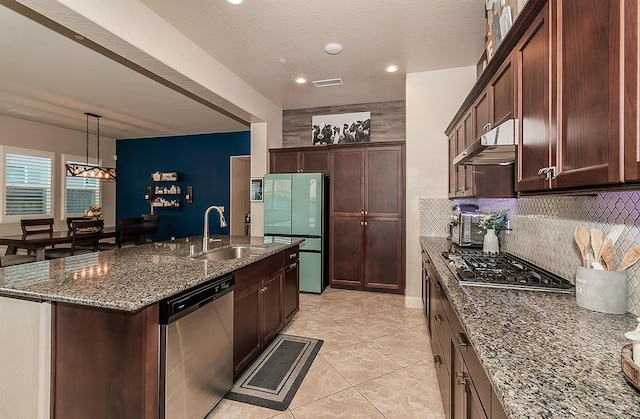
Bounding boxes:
[419,192,640,315]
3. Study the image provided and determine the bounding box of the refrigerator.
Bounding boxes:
[263,173,329,293]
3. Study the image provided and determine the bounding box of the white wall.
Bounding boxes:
[0,298,51,419]
[405,66,476,306]
[0,114,116,235]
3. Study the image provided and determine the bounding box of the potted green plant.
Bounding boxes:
[479,210,509,253]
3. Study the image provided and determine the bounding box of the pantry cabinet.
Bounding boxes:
[330,143,404,293]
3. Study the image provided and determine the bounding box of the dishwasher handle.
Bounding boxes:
[160,275,235,324]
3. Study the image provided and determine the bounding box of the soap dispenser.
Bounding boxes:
[625,318,640,363]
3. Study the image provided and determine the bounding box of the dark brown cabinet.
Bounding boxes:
[489,54,516,127]
[270,147,329,174]
[233,247,298,376]
[424,250,508,419]
[330,143,405,293]
[623,0,640,182]
[518,0,624,192]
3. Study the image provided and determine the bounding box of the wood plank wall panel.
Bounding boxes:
[282,100,405,147]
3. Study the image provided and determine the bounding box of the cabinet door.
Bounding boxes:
[233,282,262,376]
[473,91,490,137]
[364,217,403,291]
[490,55,515,126]
[452,344,466,419]
[448,133,458,197]
[283,259,299,322]
[517,2,552,192]
[624,0,640,181]
[553,0,622,188]
[331,149,364,216]
[365,145,404,217]
[262,271,284,343]
[455,121,467,197]
[270,150,299,174]
[300,149,329,173]
[431,334,451,419]
[463,112,475,197]
[330,217,364,287]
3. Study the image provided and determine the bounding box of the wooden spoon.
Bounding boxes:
[601,238,615,271]
[617,246,640,271]
[591,228,604,263]
[574,226,590,267]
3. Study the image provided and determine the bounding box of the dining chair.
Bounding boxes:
[45,219,104,258]
[66,216,89,231]
[141,214,160,243]
[99,217,144,250]
[21,218,55,254]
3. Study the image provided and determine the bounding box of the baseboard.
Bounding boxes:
[404,296,423,309]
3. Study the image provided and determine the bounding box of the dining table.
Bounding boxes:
[0,227,118,261]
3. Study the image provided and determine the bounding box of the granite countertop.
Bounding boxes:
[0,235,302,312]
[419,236,640,418]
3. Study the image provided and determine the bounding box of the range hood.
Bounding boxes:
[453,119,517,165]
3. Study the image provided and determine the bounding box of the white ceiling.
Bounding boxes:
[0,0,486,138]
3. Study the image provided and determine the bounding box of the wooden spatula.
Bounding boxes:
[617,246,640,271]
[601,239,615,271]
[574,226,590,267]
[591,228,604,263]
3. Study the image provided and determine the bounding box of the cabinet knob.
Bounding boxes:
[361,221,365,226]
[287,262,297,271]
[289,253,297,259]
[455,371,467,385]
[434,314,443,324]
[458,187,465,192]
[361,210,365,215]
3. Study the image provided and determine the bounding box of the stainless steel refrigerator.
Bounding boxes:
[263,173,329,293]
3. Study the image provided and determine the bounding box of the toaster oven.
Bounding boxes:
[448,211,485,247]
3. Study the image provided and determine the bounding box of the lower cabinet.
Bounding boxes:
[233,246,300,377]
[425,251,508,419]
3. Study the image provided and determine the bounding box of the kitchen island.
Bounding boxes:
[0,235,302,419]
[420,236,640,418]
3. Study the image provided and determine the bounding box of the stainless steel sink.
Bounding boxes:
[193,246,268,261]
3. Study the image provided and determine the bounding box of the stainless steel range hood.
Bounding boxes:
[453,119,517,165]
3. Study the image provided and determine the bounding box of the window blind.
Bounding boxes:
[66,160,100,214]
[5,153,52,216]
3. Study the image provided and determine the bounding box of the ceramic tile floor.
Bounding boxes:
[208,287,446,419]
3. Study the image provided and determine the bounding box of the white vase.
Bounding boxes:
[483,229,499,254]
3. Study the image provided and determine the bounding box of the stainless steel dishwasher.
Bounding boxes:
[159,274,235,419]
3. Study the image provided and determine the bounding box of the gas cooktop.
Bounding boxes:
[441,250,575,293]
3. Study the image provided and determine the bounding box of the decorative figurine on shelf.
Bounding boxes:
[479,209,509,254]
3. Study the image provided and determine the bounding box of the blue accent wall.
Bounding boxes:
[116,131,250,241]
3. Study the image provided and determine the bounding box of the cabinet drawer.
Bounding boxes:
[449,306,491,415]
[235,253,284,292]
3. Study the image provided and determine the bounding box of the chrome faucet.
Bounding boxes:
[203,205,227,253]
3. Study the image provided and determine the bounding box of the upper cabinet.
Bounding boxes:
[269,147,329,174]
[448,0,640,194]
[624,0,640,182]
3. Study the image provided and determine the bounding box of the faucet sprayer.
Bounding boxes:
[203,205,227,253]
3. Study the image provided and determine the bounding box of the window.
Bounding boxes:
[63,156,101,215]
[1,146,54,222]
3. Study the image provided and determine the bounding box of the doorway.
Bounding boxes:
[229,156,251,235]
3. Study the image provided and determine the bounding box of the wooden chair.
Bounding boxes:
[66,217,89,231]
[141,214,159,243]
[45,219,104,258]
[21,218,55,254]
[21,218,54,236]
[99,217,144,250]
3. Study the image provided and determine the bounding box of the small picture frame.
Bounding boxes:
[250,177,263,202]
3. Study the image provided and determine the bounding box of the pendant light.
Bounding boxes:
[65,113,116,181]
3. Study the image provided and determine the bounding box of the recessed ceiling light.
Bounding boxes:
[386,65,399,73]
[324,43,343,55]
[295,77,307,84]
[279,58,287,63]
[227,0,244,4]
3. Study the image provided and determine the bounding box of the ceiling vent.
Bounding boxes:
[312,78,343,88]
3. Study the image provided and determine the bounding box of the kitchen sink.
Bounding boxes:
[193,246,269,261]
